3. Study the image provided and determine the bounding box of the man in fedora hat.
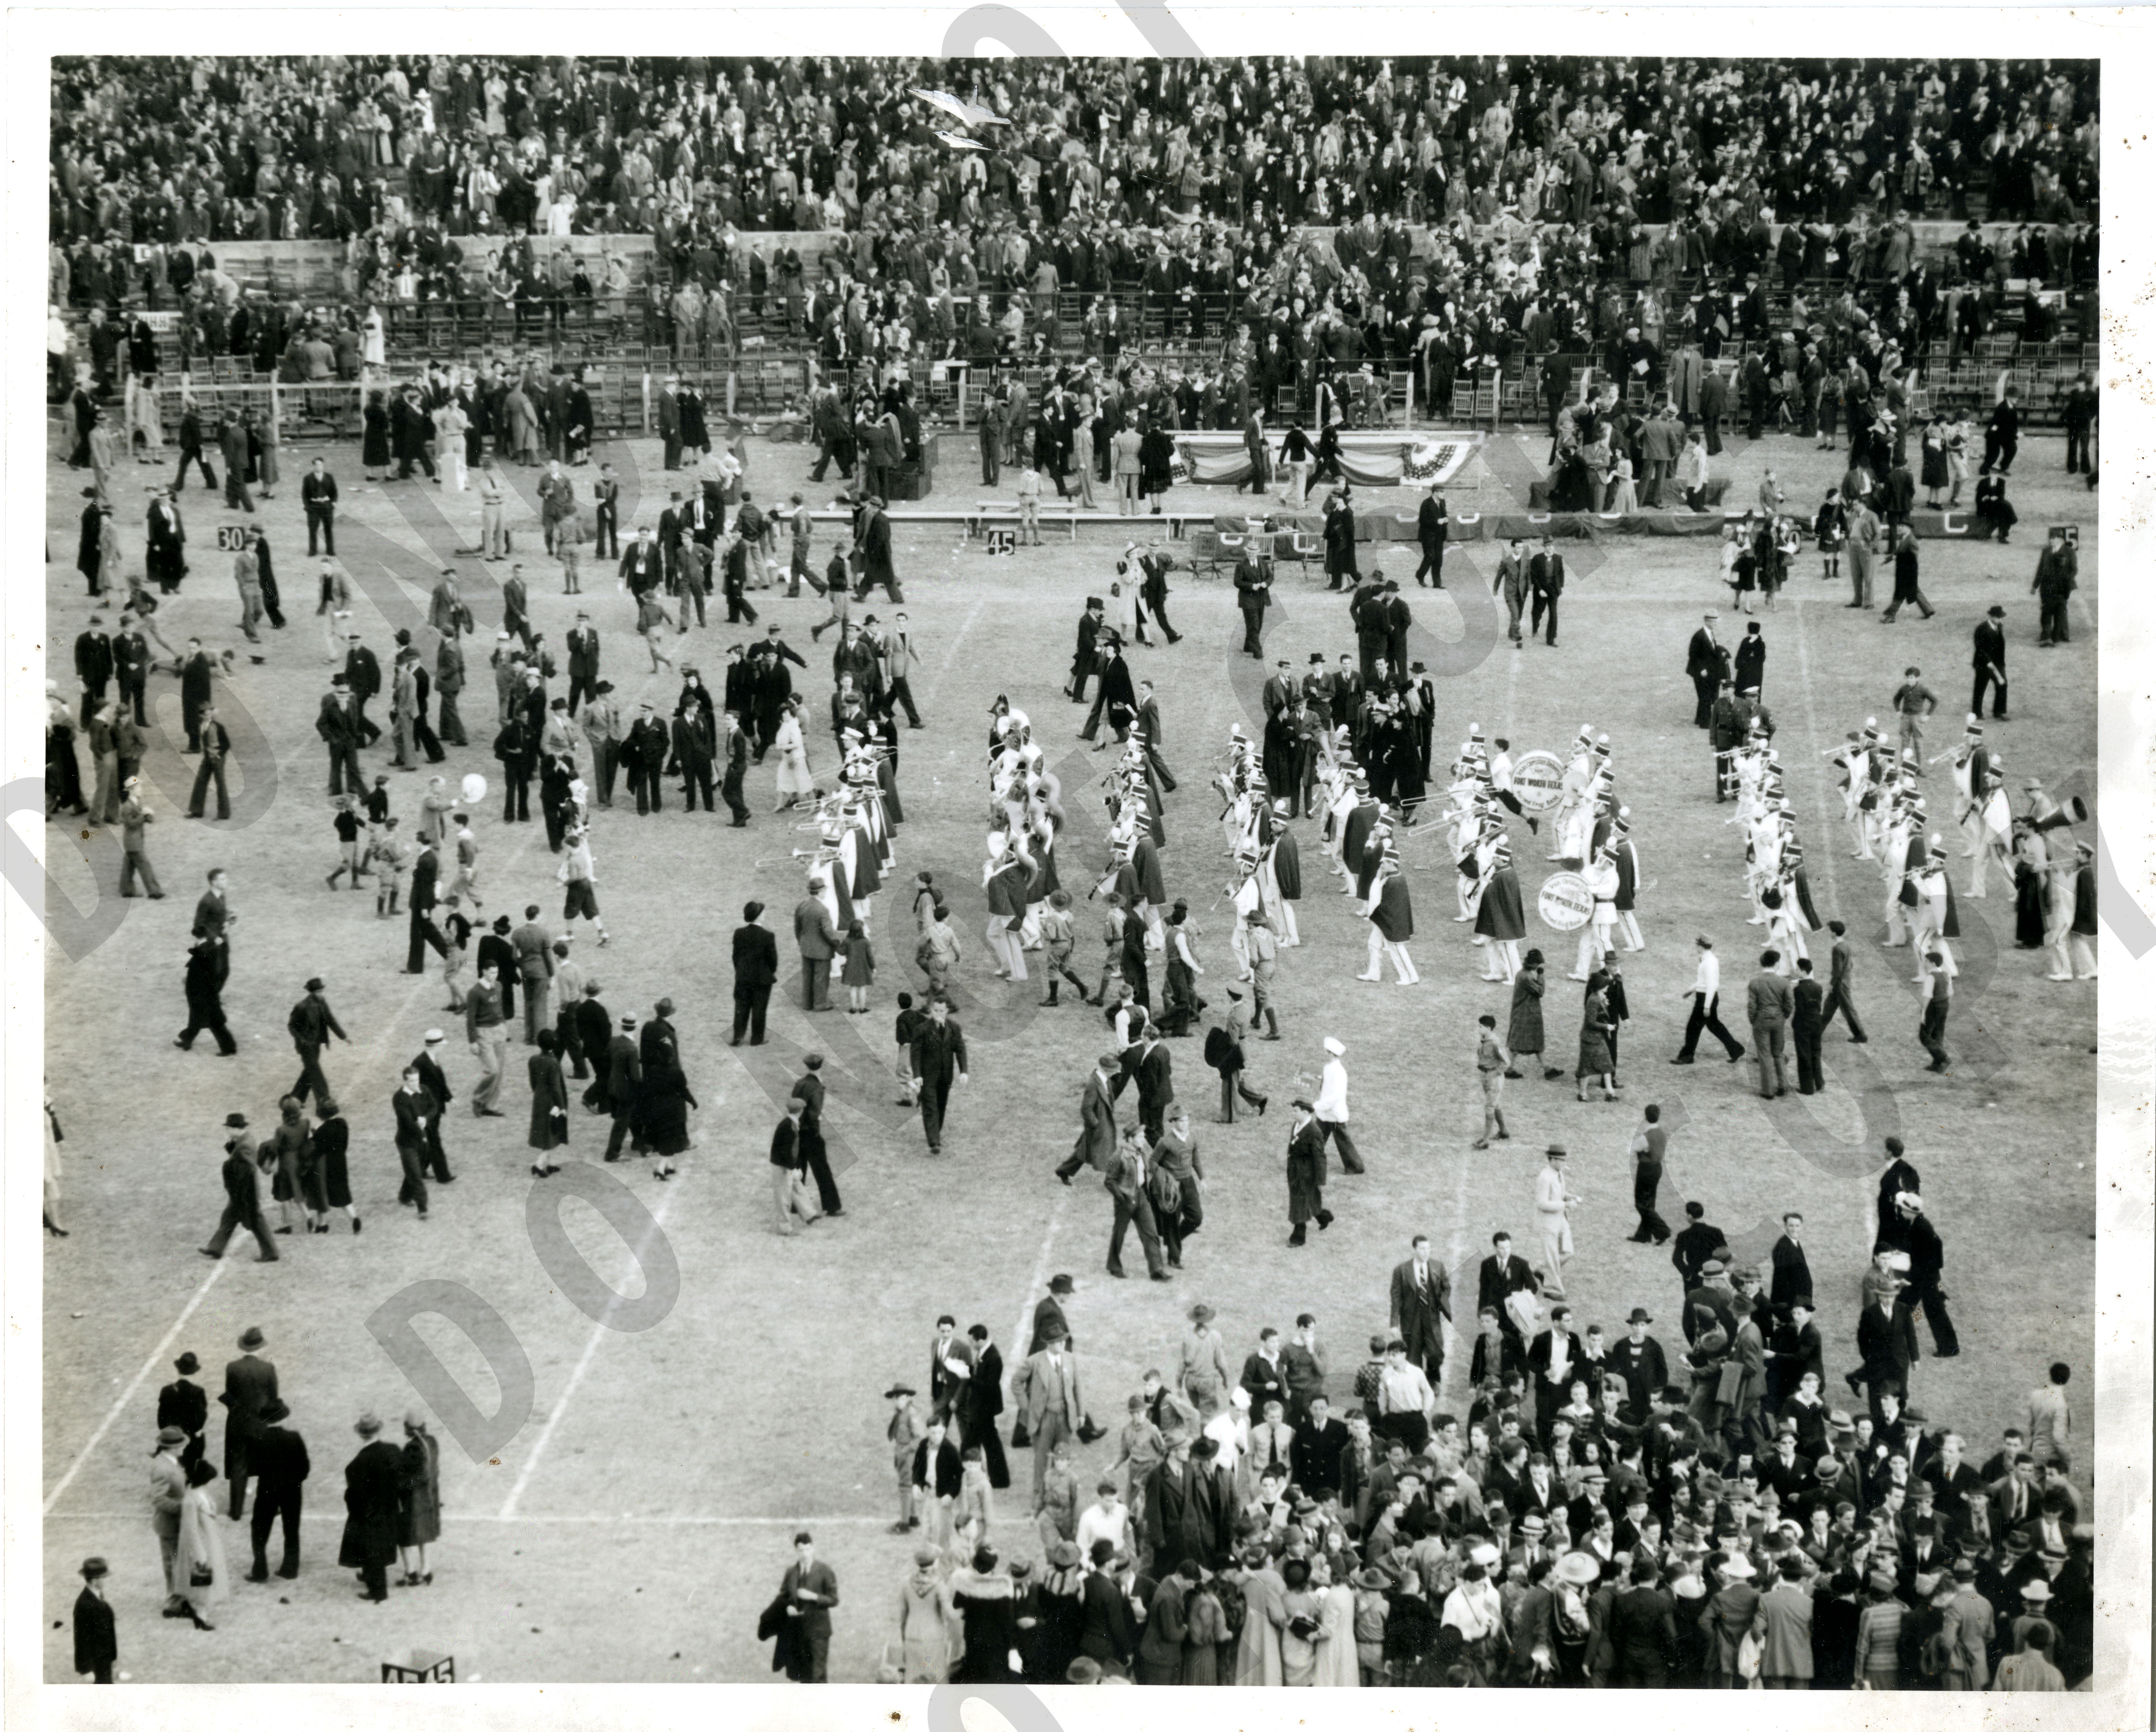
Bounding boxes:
[201,1116,278,1266]
[339,1413,403,1602]
[157,1352,209,1476]
[245,1397,310,1583]
[287,974,349,1106]
[148,1423,193,1617]
[74,1555,117,1682]
[1533,1146,1581,1296]
[219,1325,278,1520]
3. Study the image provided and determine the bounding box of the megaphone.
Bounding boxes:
[2029,792,2089,834]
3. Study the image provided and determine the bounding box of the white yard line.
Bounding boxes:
[923,595,988,706]
[1009,1187,1071,1358]
[498,1187,680,1520]
[42,1258,228,1516]
[45,807,560,1516]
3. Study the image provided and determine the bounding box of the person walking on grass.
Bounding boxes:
[1505,950,1567,1082]
[1672,934,1746,1064]
[1471,1014,1511,1149]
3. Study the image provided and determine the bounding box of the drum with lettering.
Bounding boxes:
[1537,871,1594,932]
[1510,749,1565,813]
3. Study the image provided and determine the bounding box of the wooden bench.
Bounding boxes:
[965,499,1080,542]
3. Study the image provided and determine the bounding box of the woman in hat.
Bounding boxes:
[174,1455,229,1630]
[339,1413,404,1602]
[895,1543,958,1682]
[396,1409,442,1587]
[1575,973,1621,1101]
[1029,1539,1087,1682]
[635,1035,697,1181]
[773,696,815,812]
[950,1544,1021,1683]
[310,1095,357,1233]
[157,1352,209,1475]
[528,1027,568,1178]
[265,1094,311,1235]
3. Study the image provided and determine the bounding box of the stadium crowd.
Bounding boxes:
[51,56,2097,409]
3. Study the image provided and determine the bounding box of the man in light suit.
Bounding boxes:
[220,1326,278,1520]
[1018,1323,1087,1510]
[1388,1233,1453,1385]
[1056,1053,1121,1184]
[149,1425,191,1616]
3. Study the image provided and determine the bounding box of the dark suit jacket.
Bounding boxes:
[251,1422,312,1491]
[1143,1458,1232,1570]
[732,922,779,989]
[409,846,441,914]
[1857,1299,1917,1378]
[392,1086,432,1150]
[1477,1253,1539,1332]
[605,1034,643,1108]
[1390,1258,1453,1359]
[1792,977,1825,1035]
[74,1587,118,1673]
[1073,1073,1118,1171]
[1135,1042,1173,1119]
[912,1436,963,1498]
[1686,628,1729,683]
[414,1051,453,1113]
[1289,1415,1350,1495]
[220,1352,278,1441]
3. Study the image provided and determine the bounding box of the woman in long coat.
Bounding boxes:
[950,1550,1021,1683]
[1028,1543,1087,1682]
[361,390,391,480]
[635,1043,697,1180]
[266,1095,310,1233]
[1314,1557,1360,1687]
[397,1411,442,1585]
[1575,981,1619,1101]
[773,699,816,810]
[338,1414,404,1600]
[895,1545,958,1682]
[174,1457,230,1629]
[310,1095,356,1232]
[1505,947,1552,1069]
[527,1028,568,1175]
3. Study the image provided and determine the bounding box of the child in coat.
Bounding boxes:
[842,917,875,1014]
